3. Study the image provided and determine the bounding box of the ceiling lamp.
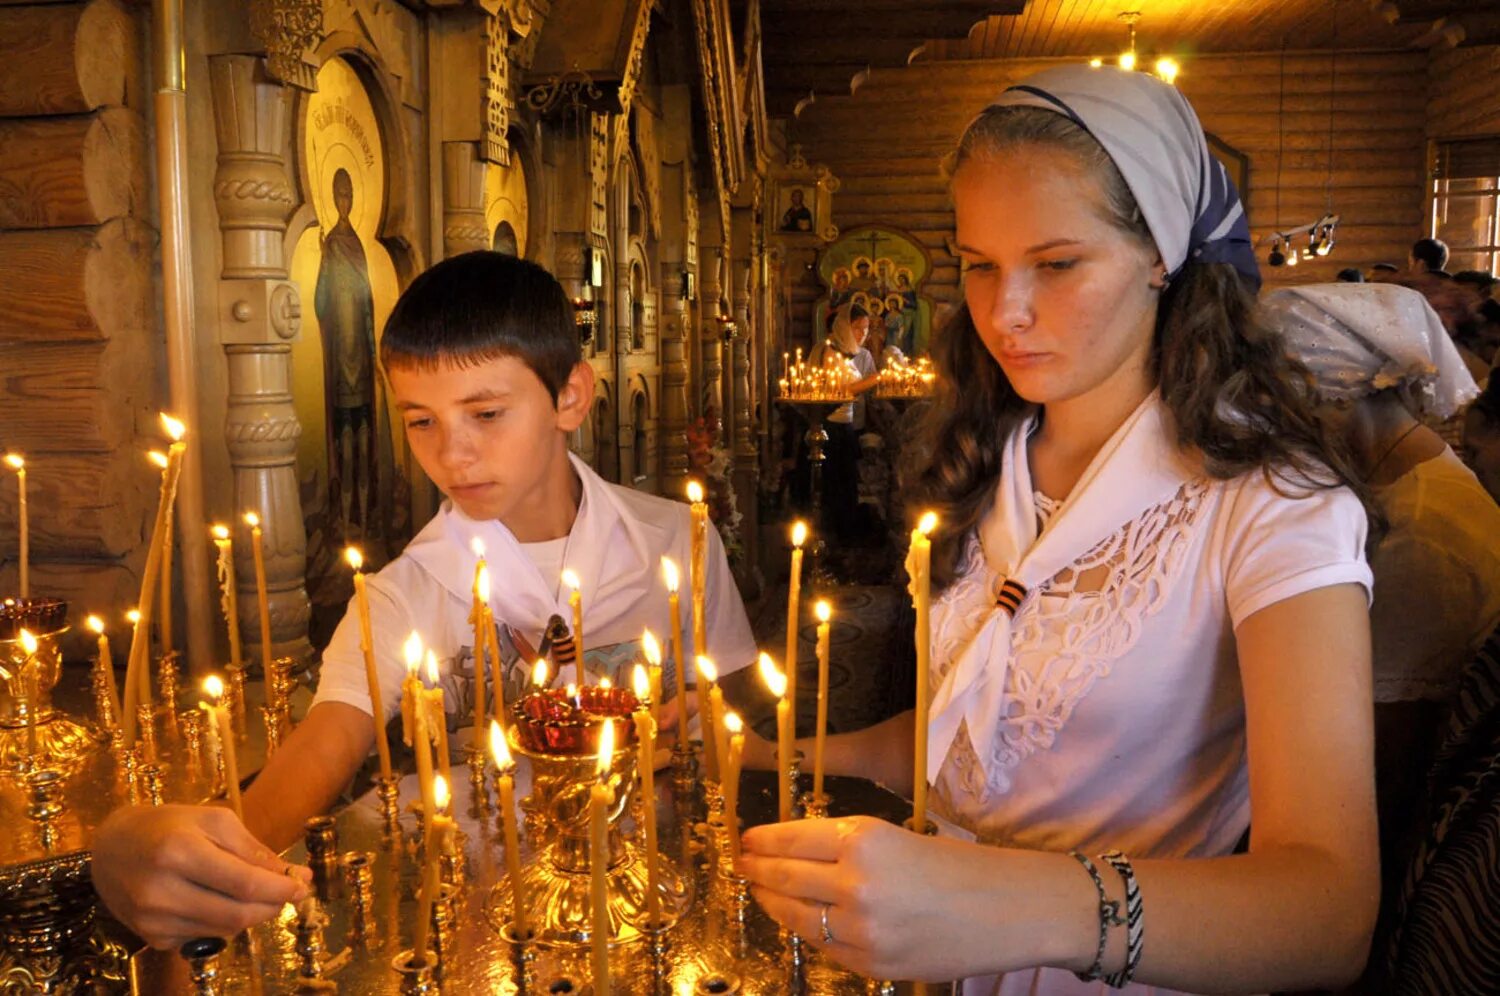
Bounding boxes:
[1090,12,1181,84]
[1260,213,1339,267]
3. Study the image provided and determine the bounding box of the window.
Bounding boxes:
[1431,138,1500,275]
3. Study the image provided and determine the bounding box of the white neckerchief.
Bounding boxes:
[925,391,1197,782]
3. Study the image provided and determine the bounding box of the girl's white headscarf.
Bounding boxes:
[986,65,1260,291]
[1264,282,1479,419]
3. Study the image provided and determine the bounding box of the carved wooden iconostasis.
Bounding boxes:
[288,55,409,611]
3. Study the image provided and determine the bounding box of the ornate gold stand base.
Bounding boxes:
[0,717,102,777]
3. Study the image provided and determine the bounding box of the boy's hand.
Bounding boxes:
[91,804,312,950]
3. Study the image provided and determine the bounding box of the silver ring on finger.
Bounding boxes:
[820,902,835,944]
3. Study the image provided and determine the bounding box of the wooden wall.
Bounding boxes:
[790,49,1429,328]
[0,0,155,636]
[1428,45,1500,139]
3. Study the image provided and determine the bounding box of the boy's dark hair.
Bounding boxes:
[1336,267,1364,283]
[380,251,580,402]
[1411,237,1450,271]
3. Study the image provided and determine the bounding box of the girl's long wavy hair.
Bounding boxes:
[907,106,1379,592]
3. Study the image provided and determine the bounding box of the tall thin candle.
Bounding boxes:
[562,567,583,678]
[589,720,615,993]
[86,615,120,729]
[401,633,438,827]
[813,599,832,801]
[686,482,708,663]
[159,499,174,656]
[696,656,722,782]
[908,512,937,831]
[723,711,745,861]
[759,653,793,823]
[632,665,661,928]
[413,774,453,966]
[18,629,39,762]
[662,558,688,751]
[244,511,274,712]
[471,541,489,748]
[424,651,452,788]
[210,526,243,672]
[5,455,26,598]
[785,521,807,730]
[641,629,662,731]
[200,675,242,820]
[490,721,530,937]
[346,547,392,781]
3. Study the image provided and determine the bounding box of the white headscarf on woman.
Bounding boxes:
[827,302,862,355]
[1263,282,1479,419]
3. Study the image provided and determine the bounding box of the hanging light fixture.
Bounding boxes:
[1088,12,1181,84]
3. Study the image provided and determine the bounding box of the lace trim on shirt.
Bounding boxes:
[933,480,1212,802]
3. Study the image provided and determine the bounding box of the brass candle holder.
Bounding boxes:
[157,651,181,722]
[375,773,402,837]
[0,615,100,776]
[26,767,65,851]
[180,936,227,995]
[463,743,488,811]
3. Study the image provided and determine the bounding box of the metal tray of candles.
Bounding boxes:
[130,757,948,994]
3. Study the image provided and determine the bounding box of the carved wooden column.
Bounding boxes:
[730,258,755,472]
[697,242,724,438]
[658,266,691,494]
[441,141,488,258]
[209,54,311,664]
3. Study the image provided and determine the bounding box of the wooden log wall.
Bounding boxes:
[789,49,1430,338]
[0,0,155,642]
[1427,45,1500,138]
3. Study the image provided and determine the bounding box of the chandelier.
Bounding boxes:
[1089,12,1180,85]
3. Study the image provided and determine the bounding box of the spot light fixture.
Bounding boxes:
[1087,12,1182,85]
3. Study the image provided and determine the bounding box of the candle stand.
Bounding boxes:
[0,610,101,776]
[776,398,848,590]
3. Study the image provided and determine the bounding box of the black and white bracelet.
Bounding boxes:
[1068,850,1125,983]
[1099,849,1144,988]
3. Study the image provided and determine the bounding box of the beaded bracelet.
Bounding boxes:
[1099,850,1144,988]
[1068,850,1125,983]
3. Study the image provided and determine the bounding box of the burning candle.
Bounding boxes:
[786,520,807,728]
[759,653,793,823]
[424,651,452,788]
[908,511,937,831]
[723,711,745,861]
[413,773,453,966]
[486,604,505,728]
[813,600,832,802]
[632,664,661,928]
[5,454,26,598]
[685,481,708,665]
[641,629,662,731]
[243,511,275,712]
[345,547,391,781]
[471,540,489,748]
[86,615,120,730]
[697,656,724,783]
[200,675,242,820]
[562,567,583,677]
[18,628,39,763]
[532,658,549,689]
[490,720,530,937]
[589,720,615,993]
[210,525,243,672]
[159,492,174,657]
[661,557,687,751]
[401,633,438,827]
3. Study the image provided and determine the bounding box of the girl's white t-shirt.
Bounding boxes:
[930,466,1370,996]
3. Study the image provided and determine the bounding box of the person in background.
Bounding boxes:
[1464,377,1500,504]
[808,302,878,540]
[1409,237,1451,278]
[1337,266,1365,283]
[1267,282,1500,981]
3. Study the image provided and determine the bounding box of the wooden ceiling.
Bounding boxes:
[756,1,1500,119]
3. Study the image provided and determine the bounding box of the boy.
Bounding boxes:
[91,253,757,950]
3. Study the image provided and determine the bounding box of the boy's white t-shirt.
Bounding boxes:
[314,453,757,730]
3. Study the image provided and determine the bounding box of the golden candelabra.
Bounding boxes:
[0,601,101,776]
[874,355,937,399]
[778,347,856,403]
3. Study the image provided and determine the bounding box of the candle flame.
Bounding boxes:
[532,659,549,687]
[758,653,787,699]
[477,564,491,605]
[724,711,744,735]
[424,650,440,686]
[243,511,261,528]
[211,524,230,541]
[159,413,186,441]
[596,719,615,777]
[3,453,23,470]
[661,557,680,593]
[632,663,650,700]
[566,682,578,703]
[403,631,423,672]
[126,609,141,626]
[686,480,704,503]
[696,655,718,684]
[18,628,37,655]
[147,450,170,469]
[469,537,486,559]
[434,774,450,813]
[917,511,938,536]
[203,674,225,702]
[344,546,363,571]
[561,568,581,592]
[815,599,832,623]
[86,614,105,634]
[490,719,513,771]
[792,520,808,547]
[599,676,612,690]
[641,629,661,666]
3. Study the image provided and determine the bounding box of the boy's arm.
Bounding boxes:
[241,700,376,851]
